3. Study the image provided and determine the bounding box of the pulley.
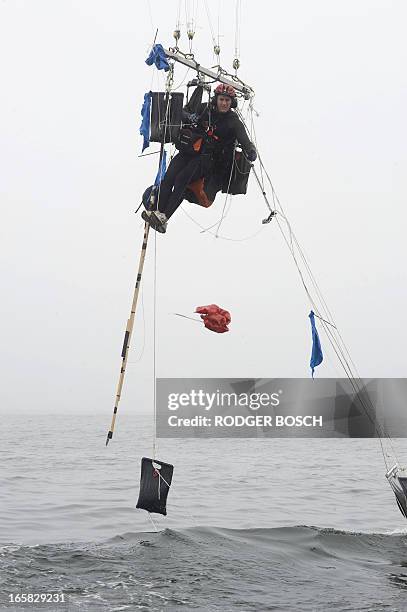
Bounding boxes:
[233,58,240,71]
[173,29,181,44]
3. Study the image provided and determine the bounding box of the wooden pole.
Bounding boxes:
[106,222,150,445]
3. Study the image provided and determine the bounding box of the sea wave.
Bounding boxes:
[1,526,407,611]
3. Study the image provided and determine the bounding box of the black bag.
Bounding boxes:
[222,150,252,195]
[150,92,184,144]
[176,128,205,155]
[136,457,174,516]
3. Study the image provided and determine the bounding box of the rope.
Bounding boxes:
[217,0,221,53]
[151,67,175,460]
[153,224,157,459]
[234,106,397,469]
[249,106,265,192]
[180,205,264,242]
[277,213,394,469]
[176,0,182,32]
[313,313,337,328]
[198,146,237,237]
[184,0,190,37]
[153,467,171,502]
[138,150,161,158]
[177,110,265,242]
[147,512,158,532]
[157,471,171,489]
[214,146,237,237]
[173,312,202,323]
[185,0,198,52]
[234,0,241,61]
[204,0,218,62]
[273,208,392,465]
[145,0,155,40]
[172,67,192,91]
[275,215,391,456]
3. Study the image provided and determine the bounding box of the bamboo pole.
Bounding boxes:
[105,222,150,445]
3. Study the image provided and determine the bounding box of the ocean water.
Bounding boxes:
[1,411,407,611]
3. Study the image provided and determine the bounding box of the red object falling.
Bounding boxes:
[195,304,231,334]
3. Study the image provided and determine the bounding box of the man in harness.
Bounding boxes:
[142,83,257,233]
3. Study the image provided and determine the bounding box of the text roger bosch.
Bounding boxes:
[168,415,323,427]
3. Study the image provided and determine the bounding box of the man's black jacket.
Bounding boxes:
[182,102,256,175]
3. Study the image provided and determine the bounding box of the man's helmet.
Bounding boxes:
[214,83,236,98]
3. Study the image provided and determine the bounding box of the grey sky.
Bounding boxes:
[1,1,406,417]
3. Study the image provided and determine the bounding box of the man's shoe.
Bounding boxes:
[141,210,153,224]
[151,211,168,234]
[141,210,167,233]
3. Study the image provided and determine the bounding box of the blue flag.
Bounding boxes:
[154,150,167,186]
[139,92,151,152]
[309,310,323,377]
[145,44,170,72]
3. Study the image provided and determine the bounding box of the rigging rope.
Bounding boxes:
[217,0,221,54]
[145,0,155,40]
[236,105,396,468]
[198,146,237,236]
[234,0,242,72]
[171,67,192,91]
[214,147,237,237]
[153,222,157,459]
[184,0,198,52]
[204,0,219,63]
[275,213,393,466]
[152,65,175,459]
[180,204,265,242]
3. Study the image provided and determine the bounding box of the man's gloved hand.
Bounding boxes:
[187,112,199,124]
[246,149,257,162]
